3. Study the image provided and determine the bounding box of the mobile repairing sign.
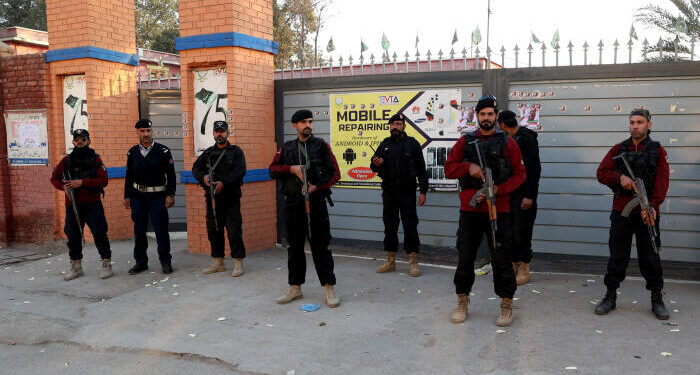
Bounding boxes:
[193,67,228,155]
[330,89,461,190]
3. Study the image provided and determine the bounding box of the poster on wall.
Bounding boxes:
[516,103,542,131]
[193,67,228,155]
[4,110,49,165]
[330,89,462,190]
[63,74,88,153]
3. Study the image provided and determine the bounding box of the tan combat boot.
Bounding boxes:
[496,298,514,327]
[202,257,225,274]
[277,285,303,304]
[512,262,520,275]
[100,259,113,279]
[408,252,420,277]
[324,284,340,308]
[376,251,396,273]
[516,262,531,285]
[64,259,83,281]
[231,258,244,277]
[451,294,469,323]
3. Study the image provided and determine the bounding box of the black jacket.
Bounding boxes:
[511,126,541,201]
[124,142,176,199]
[370,134,428,193]
[192,143,247,199]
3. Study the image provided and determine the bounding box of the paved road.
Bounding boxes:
[1,239,698,375]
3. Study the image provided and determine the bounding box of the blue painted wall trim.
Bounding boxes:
[180,169,271,184]
[175,32,278,55]
[107,168,270,183]
[106,167,126,178]
[46,46,139,66]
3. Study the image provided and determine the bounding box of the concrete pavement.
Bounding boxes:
[1,238,698,375]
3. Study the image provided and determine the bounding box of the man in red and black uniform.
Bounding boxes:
[269,109,341,308]
[444,95,525,327]
[50,129,112,281]
[595,108,670,320]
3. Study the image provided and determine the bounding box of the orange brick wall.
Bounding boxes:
[47,59,138,242]
[46,0,136,54]
[180,0,277,254]
[0,54,54,243]
[46,0,138,243]
[179,0,273,40]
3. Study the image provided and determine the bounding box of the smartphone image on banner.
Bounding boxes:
[432,167,439,179]
[437,147,447,166]
[426,167,433,179]
[427,147,436,166]
[439,167,445,180]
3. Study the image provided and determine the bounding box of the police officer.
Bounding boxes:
[497,110,541,285]
[370,113,428,277]
[124,119,176,275]
[269,109,341,308]
[595,108,670,320]
[50,129,112,280]
[444,95,525,327]
[192,120,247,277]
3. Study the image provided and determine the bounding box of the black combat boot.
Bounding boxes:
[595,289,617,315]
[651,291,670,320]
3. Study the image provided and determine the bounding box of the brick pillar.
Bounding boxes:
[178,0,277,254]
[45,0,138,242]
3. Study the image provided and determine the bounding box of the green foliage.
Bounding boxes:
[0,0,47,30]
[635,0,699,60]
[135,0,179,53]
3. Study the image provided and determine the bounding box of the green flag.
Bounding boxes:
[326,37,335,53]
[381,32,390,52]
[361,39,368,53]
[531,32,541,44]
[452,30,459,45]
[629,24,638,41]
[415,32,419,49]
[472,26,481,45]
[674,18,688,34]
[550,29,560,48]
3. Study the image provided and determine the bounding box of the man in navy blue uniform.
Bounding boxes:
[124,119,176,275]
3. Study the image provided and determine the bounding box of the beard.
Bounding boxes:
[479,121,495,131]
[215,136,227,145]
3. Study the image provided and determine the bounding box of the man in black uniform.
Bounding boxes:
[124,119,176,275]
[192,120,247,277]
[595,108,670,320]
[269,109,341,308]
[498,110,541,285]
[370,113,428,277]
[50,129,112,280]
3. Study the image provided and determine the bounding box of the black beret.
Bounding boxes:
[72,128,90,138]
[475,94,498,113]
[213,120,228,131]
[135,119,152,129]
[387,113,405,124]
[291,109,313,123]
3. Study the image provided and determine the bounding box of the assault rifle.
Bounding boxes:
[613,152,659,253]
[298,142,312,240]
[63,168,84,244]
[468,140,498,247]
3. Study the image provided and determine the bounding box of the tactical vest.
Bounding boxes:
[280,136,332,197]
[613,138,659,197]
[66,149,104,195]
[458,130,512,190]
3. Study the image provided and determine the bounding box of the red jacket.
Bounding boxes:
[50,154,108,206]
[445,130,526,212]
[596,138,669,213]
